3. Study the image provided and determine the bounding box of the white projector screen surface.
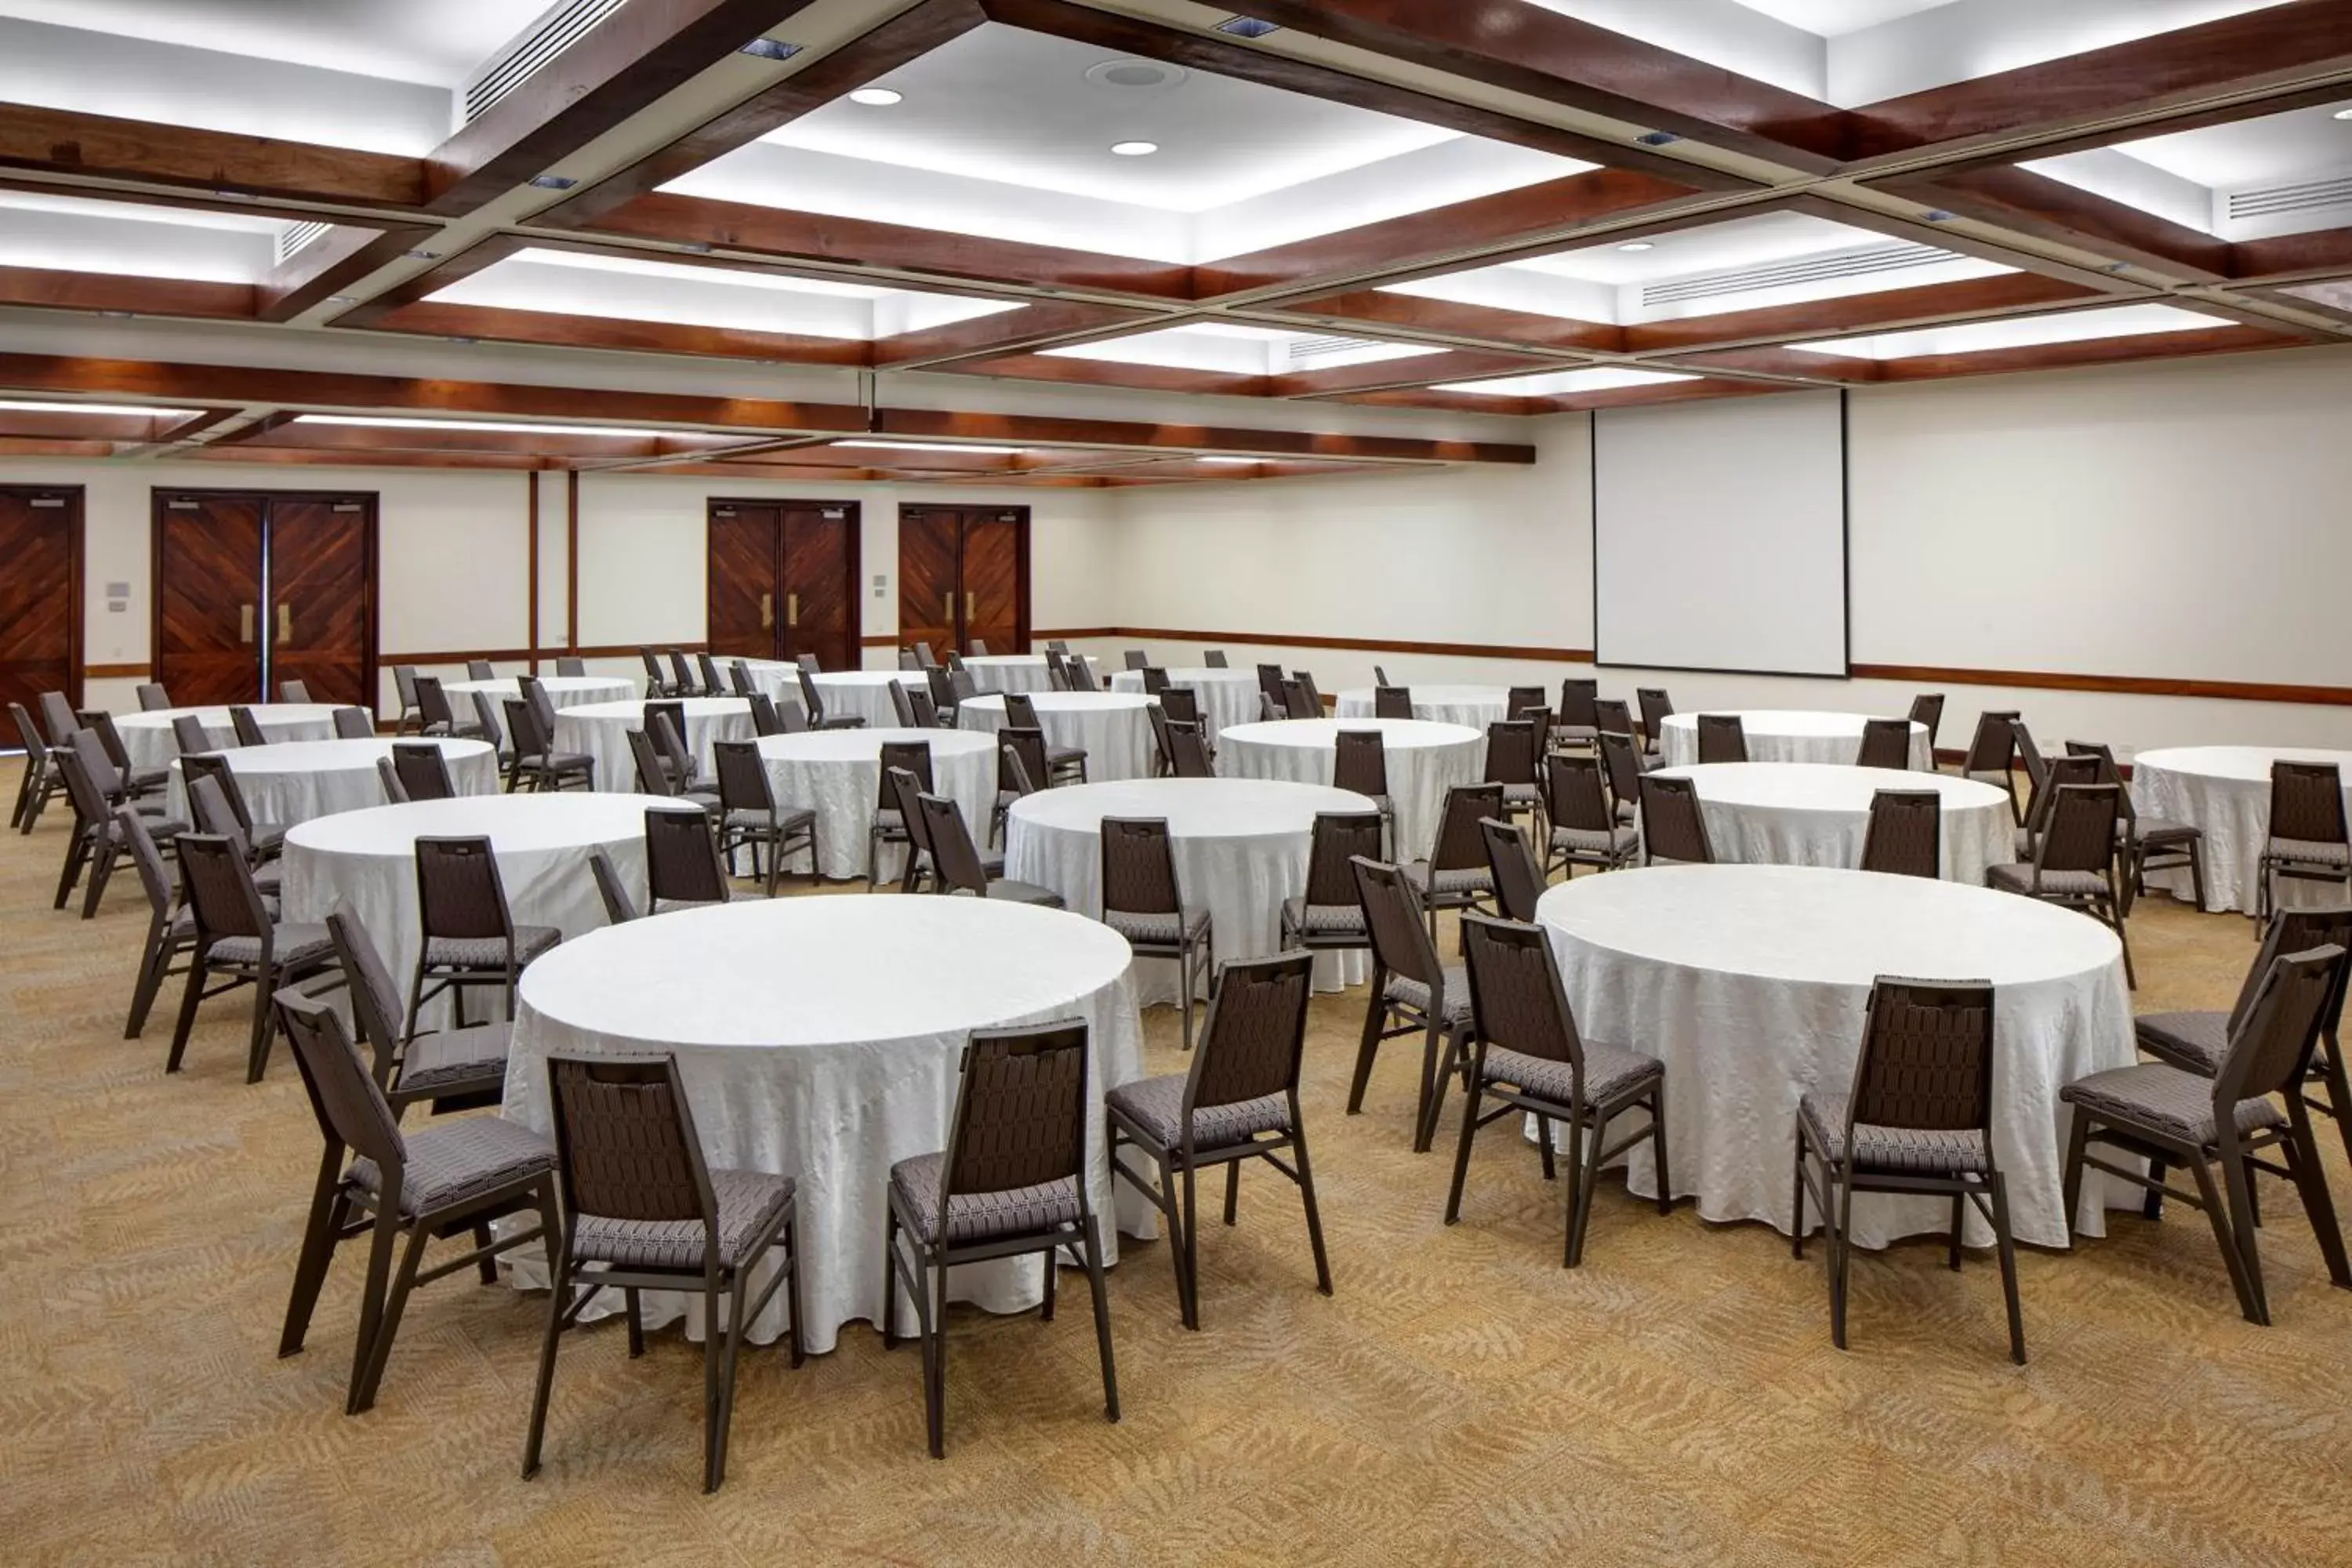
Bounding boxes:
[1594,391,1848,677]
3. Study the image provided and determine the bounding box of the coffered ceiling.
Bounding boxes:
[0,0,2347,481]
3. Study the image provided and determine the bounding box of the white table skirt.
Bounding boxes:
[809,670,924,728]
[165,737,497,828]
[1109,669,1264,742]
[2132,746,2352,913]
[1534,865,2137,1250]
[1004,778,1376,1004]
[1659,710,1932,771]
[503,897,1149,1354]
[116,704,341,771]
[1334,685,1510,731]
[444,676,634,713]
[957,692,1156,782]
[960,655,1054,695]
[553,698,755,793]
[1649,763,2015,885]
[757,728,996,881]
[279,793,672,1029]
[1216,718,1483,862]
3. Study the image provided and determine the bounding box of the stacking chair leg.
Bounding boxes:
[521,1236,574,1479]
[348,1205,406,1414]
[2186,1156,2263,1323]
[1443,1076,1482,1225]
[350,1219,435,1414]
[2315,1044,2352,1171]
[1080,1217,1120,1424]
[1347,975,1386,1116]
[1988,1173,2026,1365]
[2285,1105,2352,1293]
[125,936,176,1038]
[1293,1127,1334,1297]
[279,1161,350,1359]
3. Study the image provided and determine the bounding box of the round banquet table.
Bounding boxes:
[1336,684,1509,731]
[956,691,1156,782]
[503,896,1149,1352]
[1658,710,1930,771]
[165,736,497,829]
[444,674,634,713]
[115,703,341,771]
[552,697,753,793]
[1216,717,1483,862]
[1108,667,1264,742]
[960,654,1054,695]
[1649,763,2014,886]
[1534,864,2136,1249]
[757,727,996,882]
[809,669,924,728]
[279,793,675,1029]
[1003,777,1377,1004]
[2132,746,2352,913]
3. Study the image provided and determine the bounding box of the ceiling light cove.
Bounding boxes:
[849,87,902,106]
[833,440,1025,455]
[0,398,192,418]
[1789,303,2221,361]
[1043,324,1440,377]
[294,414,682,439]
[1430,367,1695,398]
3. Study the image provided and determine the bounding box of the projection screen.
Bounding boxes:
[1592,390,1849,677]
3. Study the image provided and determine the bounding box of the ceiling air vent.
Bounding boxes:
[274,221,332,266]
[2227,173,2352,221]
[463,0,626,124]
[1285,335,1395,367]
[1216,16,1281,36]
[1641,242,1950,307]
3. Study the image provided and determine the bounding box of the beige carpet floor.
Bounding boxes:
[3,757,2350,1566]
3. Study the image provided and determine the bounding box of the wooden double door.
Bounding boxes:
[706,500,859,673]
[153,490,376,707]
[0,485,82,717]
[898,505,1027,661]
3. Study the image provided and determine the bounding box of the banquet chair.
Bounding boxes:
[466,659,496,681]
[948,669,982,720]
[1856,718,1915,771]
[1639,775,1714,866]
[2013,754,2097,864]
[1280,679,1318,720]
[1908,693,1945,752]
[57,731,183,917]
[1959,710,2022,820]
[1165,721,1215,780]
[1141,665,1171,696]
[1987,782,2135,986]
[1554,677,1600,753]
[1257,695,1279,723]
[1374,685,1413,720]
[2010,719,2053,822]
[1256,663,1287,716]
[180,750,285,860]
[407,836,561,1035]
[1279,811,1381,960]
[168,833,339,1082]
[884,1019,1114,1457]
[777,696,816,734]
[1100,816,1214,1049]
[1793,977,2022,1362]
[666,649,703,699]
[230,706,271,748]
[1545,753,1638,878]
[1350,855,1475,1152]
[796,652,821,674]
[906,688,943,731]
[915,641,939,670]
[172,713,219,755]
[1144,702,1177,777]
[924,666,959,726]
[1203,649,1229,668]
[1330,729,1393,852]
[2062,942,2351,1324]
[413,677,485,742]
[589,848,640,925]
[1483,720,1544,836]
[1449,912,1671,1269]
[1157,687,1212,759]
[273,991,556,1420]
[470,691,512,775]
[1044,650,1073,691]
[1479,817,1548,923]
[391,742,458,803]
[332,706,376,739]
[391,666,422,735]
[520,675,559,738]
[868,740,934,890]
[557,656,586,677]
[639,647,676,698]
[2257,761,2352,923]
[37,690,78,752]
[1047,641,1070,654]
[747,693,786,738]
[85,710,169,801]
[1408,783,1504,940]
[183,775,283,916]
[1506,686,1547,721]
[995,730,1051,844]
[1109,952,1329,1330]
[1294,672,1325,713]
[1373,665,1393,686]
[2067,739,2207,915]
[9,700,65,833]
[888,677,920,728]
[281,679,314,703]
[713,740,818,896]
[1007,691,1087,784]
[918,791,1062,906]
[137,681,173,712]
[525,1051,803,1490]
[647,704,705,793]
[117,805,197,1039]
[1860,791,1941,879]
[2137,905,2352,1174]
[898,648,920,670]
[646,804,732,912]
[888,766,942,893]
[1125,649,1150,670]
[327,906,510,1117]
[376,757,407,805]
[503,700,596,793]
[1635,688,1674,757]
[1694,713,1748,764]
[698,652,727,699]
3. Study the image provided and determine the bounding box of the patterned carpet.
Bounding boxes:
[4,757,2349,1567]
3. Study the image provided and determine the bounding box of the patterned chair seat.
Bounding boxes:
[573,1167,795,1269]
[396,1021,512,1094]
[2269,836,2351,868]
[725,805,816,832]
[1501,782,1541,807]
[1483,1043,1661,1108]
[978,879,1062,906]
[2133,815,2201,846]
[1107,1073,1289,1150]
[2060,1062,2284,1148]
[1986,863,2107,898]
[209,924,334,969]
[1406,863,1494,897]
[1104,906,1210,946]
[422,927,561,969]
[890,1152,1078,1244]
[1552,824,1638,857]
[348,1115,554,1218]
[1280,898,1366,938]
[1798,1093,1990,1174]
[2133,1011,2230,1075]
[1387,967,1472,1024]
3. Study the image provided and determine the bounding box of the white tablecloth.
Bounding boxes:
[444,675,635,713]
[280,793,673,1028]
[1534,864,2136,1249]
[1649,763,2015,886]
[1336,684,1510,731]
[504,896,1148,1353]
[960,655,1054,695]
[1004,777,1376,1004]
[116,704,341,771]
[810,670,924,728]
[165,737,497,828]
[552,697,754,793]
[1216,717,1483,862]
[957,692,1156,782]
[757,728,996,881]
[2132,746,2352,913]
[1109,668,1264,742]
[1658,710,1931,771]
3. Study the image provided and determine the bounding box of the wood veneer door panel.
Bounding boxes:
[267,496,372,707]
[782,503,854,673]
[155,492,264,706]
[962,509,1023,655]
[708,502,781,662]
[898,506,960,662]
[0,487,78,716]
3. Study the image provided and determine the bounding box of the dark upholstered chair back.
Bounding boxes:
[1101,818,1181,916]
[877,741,934,811]
[413,836,514,942]
[647,807,729,906]
[1333,729,1388,797]
[547,1054,716,1236]
[1639,775,1713,864]
[940,1022,1091,1207]
[2271,762,2350,847]
[278,990,406,1174]
[1546,753,1613,834]
[1860,790,1941,879]
[1429,783,1503,872]
[1847,978,1996,1134]
[2217,946,2347,1109]
[179,832,270,942]
[1188,953,1314,1114]
[1461,913,1584,1071]
[1303,812,1382,906]
[1856,718,1914,771]
[1480,817,1546,923]
[1374,686,1412,719]
[1352,855,1440,989]
[1695,713,1747,764]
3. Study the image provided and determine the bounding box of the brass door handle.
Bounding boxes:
[239,604,255,644]
[277,603,292,643]
[965,591,976,619]
[760,592,774,630]
[942,593,953,623]
[786,593,800,627]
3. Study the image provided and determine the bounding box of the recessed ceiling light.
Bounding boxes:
[326,295,357,304]
[849,87,902,106]
[528,175,577,190]
[405,249,441,260]
[1617,241,1656,252]
[1111,141,1159,157]
[2336,107,2352,121]
[739,38,801,60]
[1215,16,1281,37]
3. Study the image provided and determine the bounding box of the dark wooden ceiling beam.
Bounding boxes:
[0,263,255,320]
[1618,270,2105,354]
[870,406,1533,463]
[1872,169,2233,281]
[361,299,876,363]
[866,300,1174,368]
[258,224,436,321]
[1265,290,1626,356]
[0,103,426,208]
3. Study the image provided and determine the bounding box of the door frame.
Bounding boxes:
[706,497,862,669]
[1,483,84,707]
[896,503,1031,655]
[151,487,381,704]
